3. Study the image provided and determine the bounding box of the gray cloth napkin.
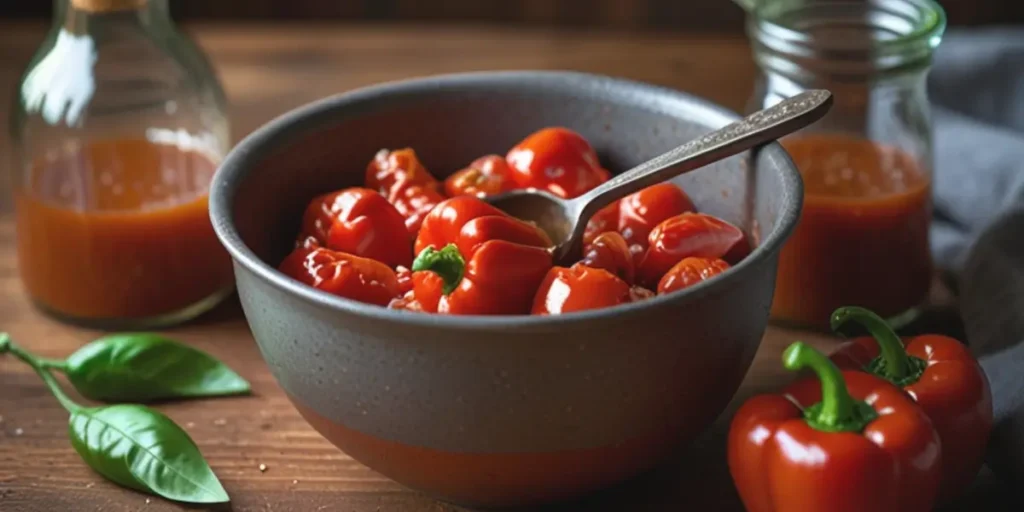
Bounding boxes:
[928,27,1024,488]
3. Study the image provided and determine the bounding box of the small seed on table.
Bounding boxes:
[259,463,268,472]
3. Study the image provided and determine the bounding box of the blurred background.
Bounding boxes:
[4,0,1023,30]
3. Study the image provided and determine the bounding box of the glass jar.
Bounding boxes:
[9,0,232,329]
[746,0,946,330]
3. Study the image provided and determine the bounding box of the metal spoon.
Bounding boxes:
[487,89,833,265]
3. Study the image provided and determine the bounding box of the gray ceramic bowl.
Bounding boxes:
[210,71,802,508]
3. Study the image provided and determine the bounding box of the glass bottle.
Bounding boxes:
[746,0,946,330]
[9,0,233,329]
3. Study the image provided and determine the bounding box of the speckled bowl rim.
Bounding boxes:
[210,70,803,332]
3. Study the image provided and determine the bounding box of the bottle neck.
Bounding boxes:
[747,0,945,85]
[57,0,171,33]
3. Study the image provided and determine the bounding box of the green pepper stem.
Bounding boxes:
[783,342,877,433]
[830,306,918,384]
[411,244,466,295]
[2,335,80,413]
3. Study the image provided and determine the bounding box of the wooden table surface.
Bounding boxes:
[0,22,1012,512]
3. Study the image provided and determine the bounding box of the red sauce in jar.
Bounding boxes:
[772,134,932,329]
[15,138,232,324]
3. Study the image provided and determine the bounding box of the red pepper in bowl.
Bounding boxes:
[582,201,620,247]
[444,155,515,198]
[366,148,446,235]
[728,341,941,512]
[580,231,634,285]
[279,238,402,307]
[531,264,632,315]
[505,127,606,199]
[829,306,993,501]
[411,196,553,315]
[656,257,730,294]
[636,212,747,288]
[412,242,551,315]
[414,196,515,256]
[366,148,439,196]
[300,187,412,268]
[617,182,695,249]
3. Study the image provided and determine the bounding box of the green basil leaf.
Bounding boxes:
[65,334,250,402]
[69,404,229,504]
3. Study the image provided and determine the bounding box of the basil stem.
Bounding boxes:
[1,334,80,413]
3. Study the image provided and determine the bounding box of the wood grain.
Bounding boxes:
[0,22,1012,512]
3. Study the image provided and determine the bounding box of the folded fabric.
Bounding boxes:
[928,28,1024,487]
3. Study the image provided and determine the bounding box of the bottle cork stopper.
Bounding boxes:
[71,0,146,12]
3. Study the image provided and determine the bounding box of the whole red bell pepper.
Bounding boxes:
[829,306,993,501]
[279,238,402,307]
[300,187,412,268]
[410,196,553,315]
[412,241,551,315]
[414,196,516,256]
[531,264,632,315]
[729,341,942,512]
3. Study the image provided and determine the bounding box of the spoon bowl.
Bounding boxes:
[488,89,833,264]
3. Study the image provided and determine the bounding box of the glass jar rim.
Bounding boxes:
[748,0,947,75]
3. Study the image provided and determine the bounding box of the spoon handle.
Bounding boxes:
[570,89,833,218]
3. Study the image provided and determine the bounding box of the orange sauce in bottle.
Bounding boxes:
[15,138,232,325]
[772,134,932,329]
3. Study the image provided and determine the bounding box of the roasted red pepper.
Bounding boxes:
[582,201,620,246]
[506,127,606,198]
[366,148,440,196]
[412,242,552,315]
[729,342,942,512]
[395,266,414,295]
[618,183,695,249]
[365,148,446,235]
[532,264,631,315]
[580,231,634,285]
[388,180,446,236]
[829,306,993,501]
[637,212,747,287]
[444,155,515,197]
[279,238,401,306]
[657,257,730,294]
[300,187,412,268]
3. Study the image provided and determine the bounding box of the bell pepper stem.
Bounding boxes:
[783,342,877,433]
[412,244,466,295]
[830,306,925,387]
